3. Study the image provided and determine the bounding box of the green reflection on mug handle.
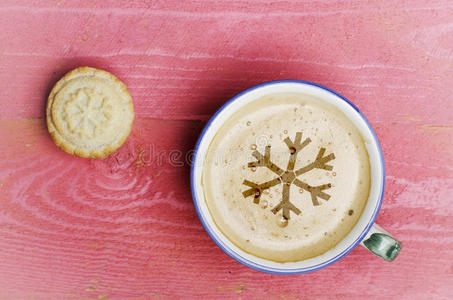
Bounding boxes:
[361,224,402,261]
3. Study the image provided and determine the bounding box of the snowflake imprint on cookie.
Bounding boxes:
[242,132,335,221]
[63,88,113,138]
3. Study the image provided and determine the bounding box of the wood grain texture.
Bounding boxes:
[0,0,452,299]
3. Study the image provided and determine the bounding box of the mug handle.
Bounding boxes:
[360,224,402,261]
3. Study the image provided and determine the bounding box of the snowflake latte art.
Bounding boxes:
[202,93,371,262]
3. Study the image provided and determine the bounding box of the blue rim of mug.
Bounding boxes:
[190,80,385,274]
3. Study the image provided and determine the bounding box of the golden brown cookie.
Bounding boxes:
[46,67,134,158]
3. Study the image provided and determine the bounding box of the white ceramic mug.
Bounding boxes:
[191,80,401,274]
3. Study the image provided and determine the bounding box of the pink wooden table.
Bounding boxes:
[1,0,452,299]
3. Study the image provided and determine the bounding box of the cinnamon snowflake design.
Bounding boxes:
[64,88,113,138]
[242,132,335,220]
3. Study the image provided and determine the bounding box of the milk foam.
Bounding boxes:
[202,93,370,262]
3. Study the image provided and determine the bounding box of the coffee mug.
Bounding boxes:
[191,80,401,274]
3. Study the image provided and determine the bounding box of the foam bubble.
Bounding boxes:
[278,217,288,228]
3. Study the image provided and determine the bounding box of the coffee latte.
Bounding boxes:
[202,93,370,262]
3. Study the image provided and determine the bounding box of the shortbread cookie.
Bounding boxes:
[46,67,134,158]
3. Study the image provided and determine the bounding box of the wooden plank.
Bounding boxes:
[0,0,452,299]
[0,119,452,299]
